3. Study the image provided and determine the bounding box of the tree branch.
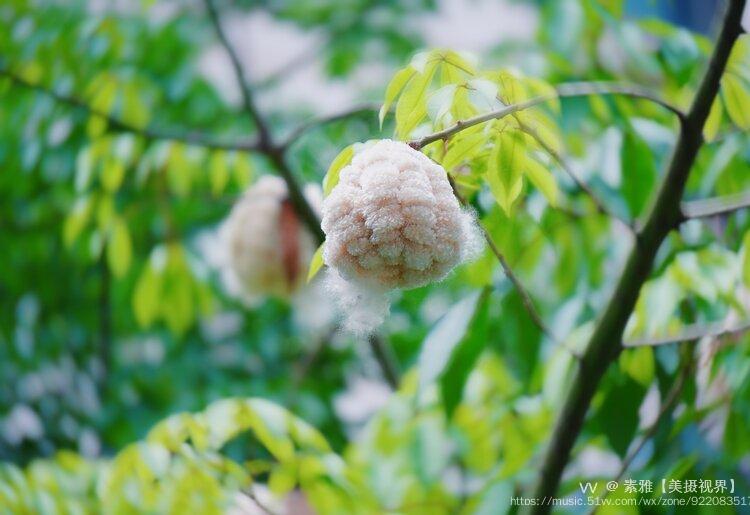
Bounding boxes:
[409,81,684,150]
[518,120,634,231]
[203,0,272,149]
[587,346,694,514]
[280,102,380,150]
[0,66,263,152]
[681,190,750,220]
[624,318,750,347]
[202,0,324,242]
[527,1,746,511]
[368,334,400,389]
[448,178,561,346]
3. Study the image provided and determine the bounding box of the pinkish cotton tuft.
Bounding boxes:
[322,140,479,292]
[225,176,321,300]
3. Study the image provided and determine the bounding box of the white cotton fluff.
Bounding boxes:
[321,140,481,334]
[224,176,322,301]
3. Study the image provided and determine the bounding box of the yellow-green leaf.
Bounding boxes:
[703,97,723,142]
[442,129,487,171]
[722,74,750,130]
[307,243,325,283]
[524,158,558,206]
[133,265,162,328]
[209,150,229,196]
[619,346,655,387]
[380,67,415,128]
[167,143,191,197]
[485,132,525,215]
[233,152,253,188]
[742,230,750,289]
[395,61,438,139]
[323,145,354,196]
[63,197,92,247]
[100,157,125,192]
[107,219,132,278]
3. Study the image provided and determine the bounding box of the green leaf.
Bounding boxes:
[380,67,415,128]
[167,143,191,197]
[395,61,438,139]
[597,372,647,457]
[233,152,253,188]
[439,288,491,417]
[75,148,95,193]
[122,82,149,129]
[742,230,750,289]
[107,219,132,278]
[485,132,525,215]
[442,129,487,171]
[418,291,482,390]
[63,197,92,247]
[323,145,354,196]
[306,243,325,283]
[620,131,657,218]
[209,150,229,196]
[703,97,723,142]
[722,73,750,130]
[100,157,125,192]
[524,158,558,206]
[619,346,654,387]
[133,264,162,328]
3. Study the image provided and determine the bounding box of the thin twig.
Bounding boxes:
[448,177,561,346]
[241,487,279,515]
[518,120,634,232]
[368,334,400,389]
[624,318,750,347]
[0,66,262,152]
[587,346,694,515]
[280,102,380,149]
[203,0,272,149]
[409,81,684,150]
[681,189,750,220]
[202,0,324,242]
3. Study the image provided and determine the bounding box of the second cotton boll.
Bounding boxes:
[321,140,481,332]
[224,176,321,301]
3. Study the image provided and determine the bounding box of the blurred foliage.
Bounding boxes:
[1,0,750,513]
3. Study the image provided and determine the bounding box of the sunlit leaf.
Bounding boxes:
[323,144,354,196]
[485,131,525,215]
[307,243,325,283]
[107,218,132,277]
[524,157,558,206]
[721,73,750,130]
[380,66,415,128]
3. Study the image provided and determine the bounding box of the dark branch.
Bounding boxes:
[203,0,272,149]
[624,318,750,347]
[280,102,380,149]
[202,0,324,242]
[0,66,262,152]
[681,190,750,220]
[528,1,746,511]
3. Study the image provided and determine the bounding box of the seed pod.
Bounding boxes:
[322,140,478,291]
[225,176,321,299]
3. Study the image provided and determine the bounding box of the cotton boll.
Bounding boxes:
[322,140,480,291]
[224,176,321,301]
